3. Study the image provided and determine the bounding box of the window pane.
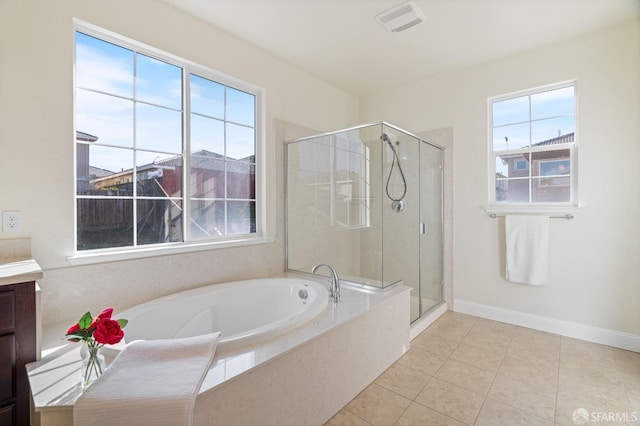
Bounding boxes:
[492,96,529,126]
[496,178,530,203]
[77,145,133,195]
[532,150,571,178]
[495,155,511,178]
[531,117,575,146]
[531,86,574,120]
[190,154,225,198]
[136,103,182,153]
[493,122,529,150]
[226,123,255,161]
[77,198,133,250]
[226,87,255,126]
[137,199,183,245]
[76,90,133,148]
[136,54,182,109]
[539,159,570,178]
[190,74,224,119]
[136,151,182,197]
[227,161,255,199]
[191,114,224,154]
[532,177,570,202]
[228,200,255,234]
[191,199,225,239]
[76,32,133,97]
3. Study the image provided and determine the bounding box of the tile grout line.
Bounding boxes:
[412,315,480,425]
[380,316,472,424]
[468,323,514,425]
[553,336,564,425]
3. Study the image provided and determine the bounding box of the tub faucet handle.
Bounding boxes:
[311,263,340,303]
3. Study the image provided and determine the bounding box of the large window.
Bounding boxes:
[75,25,262,252]
[489,82,577,207]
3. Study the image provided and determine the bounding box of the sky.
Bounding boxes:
[75,32,255,174]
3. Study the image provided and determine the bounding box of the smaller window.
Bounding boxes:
[489,81,577,206]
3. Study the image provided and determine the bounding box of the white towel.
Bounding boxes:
[505,215,550,286]
[73,332,220,426]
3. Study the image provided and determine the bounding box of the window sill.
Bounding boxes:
[67,236,274,266]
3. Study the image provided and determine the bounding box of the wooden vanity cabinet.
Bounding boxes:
[0,281,36,426]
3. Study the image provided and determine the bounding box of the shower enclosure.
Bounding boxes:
[286,122,443,323]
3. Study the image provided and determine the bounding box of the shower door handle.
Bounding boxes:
[420,223,426,234]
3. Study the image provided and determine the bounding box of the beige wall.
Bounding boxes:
[0,0,359,324]
[361,20,640,335]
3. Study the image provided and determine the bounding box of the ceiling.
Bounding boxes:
[163,0,639,97]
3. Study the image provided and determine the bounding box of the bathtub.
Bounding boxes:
[28,276,412,425]
[115,277,329,350]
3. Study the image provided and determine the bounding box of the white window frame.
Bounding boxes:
[486,80,579,216]
[69,20,268,265]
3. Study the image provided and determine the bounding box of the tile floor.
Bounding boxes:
[325,311,640,426]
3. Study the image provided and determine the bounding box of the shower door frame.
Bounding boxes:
[415,135,445,323]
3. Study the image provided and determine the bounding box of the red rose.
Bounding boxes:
[97,307,113,320]
[90,307,114,328]
[93,319,124,345]
[65,323,82,342]
[66,323,80,335]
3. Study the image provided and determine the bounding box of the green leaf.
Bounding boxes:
[117,319,128,329]
[78,311,93,329]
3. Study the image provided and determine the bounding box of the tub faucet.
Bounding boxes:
[311,263,340,302]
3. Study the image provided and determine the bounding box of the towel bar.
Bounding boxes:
[489,213,574,220]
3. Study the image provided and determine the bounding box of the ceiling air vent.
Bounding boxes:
[375,1,425,33]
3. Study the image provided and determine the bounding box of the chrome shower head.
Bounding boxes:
[381,133,394,148]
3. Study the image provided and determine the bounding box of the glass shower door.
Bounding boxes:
[380,125,421,320]
[418,141,443,319]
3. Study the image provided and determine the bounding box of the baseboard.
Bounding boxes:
[410,302,448,341]
[454,299,640,353]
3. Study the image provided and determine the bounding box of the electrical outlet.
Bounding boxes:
[2,211,22,233]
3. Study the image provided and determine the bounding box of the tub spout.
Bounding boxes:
[311,263,340,303]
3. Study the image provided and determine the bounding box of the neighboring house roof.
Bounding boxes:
[156,149,255,173]
[89,149,255,184]
[532,132,574,147]
[76,131,98,142]
[89,166,114,178]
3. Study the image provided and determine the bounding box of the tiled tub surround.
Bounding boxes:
[29,278,411,425]
[327,311,640,426]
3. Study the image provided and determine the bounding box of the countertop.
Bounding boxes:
[0,258,43,286]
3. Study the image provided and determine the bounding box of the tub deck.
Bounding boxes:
[27,275,411,425]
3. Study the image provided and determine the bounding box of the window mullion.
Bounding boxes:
[183,70,190,243]
[528,94,533,204]
[222,87,227,236]
[132,52,139,247]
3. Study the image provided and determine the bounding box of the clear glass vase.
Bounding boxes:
[80,342,105,388]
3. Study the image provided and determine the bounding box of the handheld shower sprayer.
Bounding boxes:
[381,133,407,212]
